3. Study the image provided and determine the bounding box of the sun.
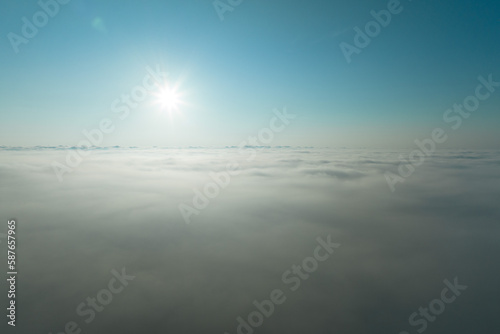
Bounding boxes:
[157,85,181,111]
[151,81,188,117]
[149,72,191,119]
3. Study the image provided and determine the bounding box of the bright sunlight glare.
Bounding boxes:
[152,82,186,117]
[159,86,180,110]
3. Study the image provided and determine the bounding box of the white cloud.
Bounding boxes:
[0,147,499,333]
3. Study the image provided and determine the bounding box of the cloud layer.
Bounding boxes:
[0,147,499,334]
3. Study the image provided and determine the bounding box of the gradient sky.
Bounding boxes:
[0,0,499,148]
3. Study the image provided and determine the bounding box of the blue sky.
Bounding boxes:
[0,0,499,147]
